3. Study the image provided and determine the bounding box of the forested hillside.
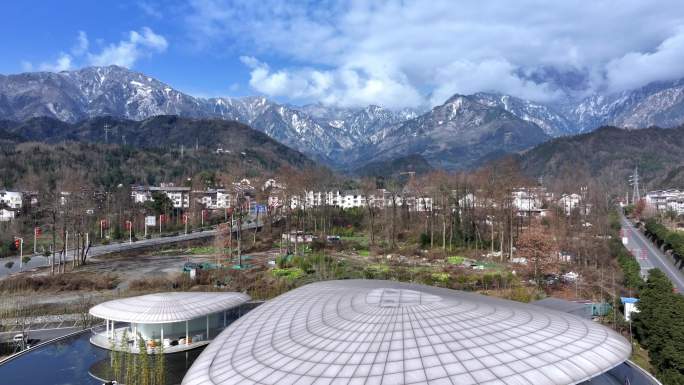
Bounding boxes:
[0,115,320,190]
[514,126,684,191]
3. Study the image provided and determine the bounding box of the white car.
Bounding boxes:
[12,333,25,343]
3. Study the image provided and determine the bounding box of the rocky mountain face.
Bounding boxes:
[563,79,684,132]
[361,95,549,170]
[3,65,684,171]
[0,66,416,165]
[469,92,575,137]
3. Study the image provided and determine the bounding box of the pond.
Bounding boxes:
[0,331,205,385]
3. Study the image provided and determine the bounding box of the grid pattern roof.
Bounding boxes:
[182,280,631,385]
[89,292,250,324]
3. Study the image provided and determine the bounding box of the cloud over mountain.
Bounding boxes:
[187,0,684,108]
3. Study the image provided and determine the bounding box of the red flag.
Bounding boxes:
[182,214,188,224]
[100,219,108,229]
[35,227,42,236]
[14,239,20,248]
[202,209,207,219]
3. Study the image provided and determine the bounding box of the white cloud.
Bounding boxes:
[430,59,561,106]
[187,0,684,107]
[38,53,73,72]
[21,28,168,74]
[88,27,168,68]
[605,28,684,92]
[72,31,89,56]
[240,56,422,108]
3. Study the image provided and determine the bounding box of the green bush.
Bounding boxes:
[431,272,450,284]
[611,238,642,289]
[447,256,464,265]
[271,267,304,280]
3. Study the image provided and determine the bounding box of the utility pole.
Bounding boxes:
[33,227,38,254]
[126,220,132,244]
[629,166,640,205]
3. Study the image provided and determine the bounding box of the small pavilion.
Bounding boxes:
[89,292,250,353]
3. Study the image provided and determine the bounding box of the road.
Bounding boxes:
[620,211,684,293]
[0,326,81,344]
[0,216,265,279]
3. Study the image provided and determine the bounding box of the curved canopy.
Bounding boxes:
[183,280,631,385]
[90,292,250,324]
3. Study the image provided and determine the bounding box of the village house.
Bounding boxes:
[0,190,22,209]
[645,189,684,216]
[193,189,232,209]
[131,184,191,209]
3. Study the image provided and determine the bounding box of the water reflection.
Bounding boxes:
[0,332,205,385]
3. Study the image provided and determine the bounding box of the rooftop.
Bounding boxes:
[182,280,631,385]
[89,292,250,324]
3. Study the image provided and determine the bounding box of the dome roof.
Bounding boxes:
[89,292,250,324]
[183,280,631,385]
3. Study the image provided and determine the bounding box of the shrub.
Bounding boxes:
[447,256,464,265]
[271,268,304,280]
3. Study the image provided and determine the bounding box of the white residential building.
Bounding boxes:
[0,190,22,209]
[512,189,543,212]
[131,185,191,209]
[645,189,684,215]
[289,189,432,212]
[194,189,232,209]
[558,193,582,215]
[0,208,16,222]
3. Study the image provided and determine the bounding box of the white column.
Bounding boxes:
[186,321,189,345]
[161,324,164,342]
[206,315,209,340]
[106,319,109,338]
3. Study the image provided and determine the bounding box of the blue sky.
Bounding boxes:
[2,1,684,108]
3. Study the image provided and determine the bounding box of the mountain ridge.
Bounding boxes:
[4,66,684,171]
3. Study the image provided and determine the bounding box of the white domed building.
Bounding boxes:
[182,280,639,385]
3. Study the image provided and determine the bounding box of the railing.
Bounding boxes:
[89,326,220,354]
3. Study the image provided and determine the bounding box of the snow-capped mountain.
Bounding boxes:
[300,103,421,147]
[0,66,418,164]
[470,92,575,137]
[359,94,549,170]
[565,79,684,131]
[3,65,684,170]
